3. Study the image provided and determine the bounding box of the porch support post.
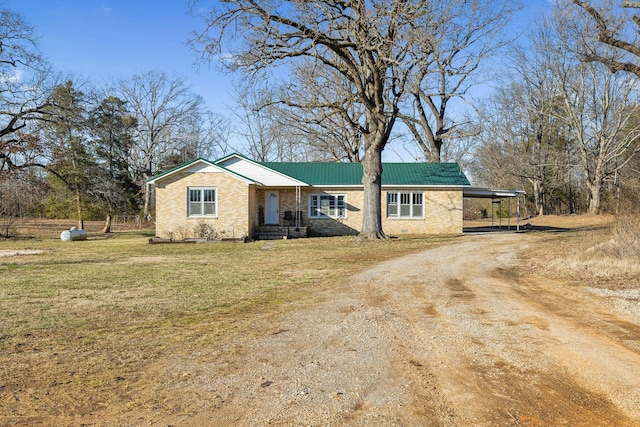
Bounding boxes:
[517,195,520,231]
[295,186,301,227]
[491,201,494,228]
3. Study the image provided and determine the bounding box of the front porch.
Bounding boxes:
[256,187,306,240]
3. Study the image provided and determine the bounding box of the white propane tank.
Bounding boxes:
[60,227,87,241]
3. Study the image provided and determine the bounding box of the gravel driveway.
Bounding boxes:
[102,233,640,426]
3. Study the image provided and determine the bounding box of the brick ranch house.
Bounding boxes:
[147,153,472,240]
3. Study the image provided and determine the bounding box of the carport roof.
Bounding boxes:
[463,187,525,199]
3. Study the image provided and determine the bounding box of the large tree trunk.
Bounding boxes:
[587,181,602,214]
[360,143,386,240]
[528,178,544,216]
[535,180,544,216]
[587,164,604,214]
[142,158,153,217]
[101,213,112,233]
[143,182,151,217]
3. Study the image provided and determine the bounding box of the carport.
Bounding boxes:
[463,187,526,231]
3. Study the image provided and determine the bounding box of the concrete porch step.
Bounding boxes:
[255,225,307,240]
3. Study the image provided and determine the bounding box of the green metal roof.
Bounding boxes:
[259,162,470,186]
[148,154,470,187]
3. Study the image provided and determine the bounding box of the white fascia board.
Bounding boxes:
[146,159,208,184]
[148,159,255,185]
[217,155,308,187]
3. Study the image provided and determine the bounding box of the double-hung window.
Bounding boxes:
[188,187,217,216]
[309,194,346,218]
[387,192,423,218]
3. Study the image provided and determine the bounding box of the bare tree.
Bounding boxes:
[472,82,577,216]
[0,7,56,174]
[198,111,234,160]
[233,83,298,161]
[236,66,365,162]
[569,0,640,212]
[558,62,640,213]
[400,0,516,163]
[572,0,640,76]
[272,61,365,162]
[0,166,47,237]
[297,107,364,162]
[475,9,640,215]
[190,0,434,239]
[115,71,205,216]
[551,5,640,214]
[507,23,581,215]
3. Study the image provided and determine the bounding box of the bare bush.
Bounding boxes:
[0,216,17,238]
[609,216,640,259]
[193,221,217,240]
[167,225,190,242]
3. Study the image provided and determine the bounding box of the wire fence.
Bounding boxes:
[113,215,142,228]
[1,215,151,238]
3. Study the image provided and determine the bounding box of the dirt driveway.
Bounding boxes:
[52,232,640,426]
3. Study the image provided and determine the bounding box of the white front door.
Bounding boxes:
[265,191,279,224]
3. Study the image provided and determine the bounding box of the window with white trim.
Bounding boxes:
[387,192,423,218]
[188,187,217,216]
[309,194,346,218]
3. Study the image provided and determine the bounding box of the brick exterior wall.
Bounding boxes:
[382,189,463,235]
[254,187,462,236]
[154,171,252,240]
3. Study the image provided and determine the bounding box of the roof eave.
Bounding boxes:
[216,154,310,186]
[147,158,211,184]
[307,184,470,188]
[463,187,526,198]
[147,158,257,185]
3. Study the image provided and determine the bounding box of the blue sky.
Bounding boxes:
[4,0,232,117]
[4,0,550,162]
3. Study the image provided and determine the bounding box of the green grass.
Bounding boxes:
[0,230,458,418]
[2,217,629,421]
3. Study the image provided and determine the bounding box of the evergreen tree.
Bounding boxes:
[88,96,139,232]
[44,81,95,229]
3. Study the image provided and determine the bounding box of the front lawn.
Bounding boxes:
[0,231,455,418]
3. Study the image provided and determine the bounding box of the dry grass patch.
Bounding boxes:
[521,215,639,289]
[528,213,614,230]
[0,230,458,420]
